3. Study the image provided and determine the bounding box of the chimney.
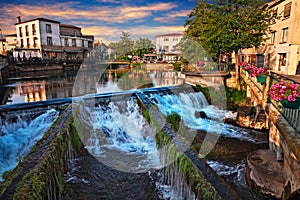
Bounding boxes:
[16,16,21,23]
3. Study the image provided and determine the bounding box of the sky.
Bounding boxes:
[0,0,198,44]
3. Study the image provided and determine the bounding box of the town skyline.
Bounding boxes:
[0,0,197,44]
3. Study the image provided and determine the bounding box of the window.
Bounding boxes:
[47,37,52,45]
[163,37,169,41]
[46,24,52,33]
[19,27,23,37]
[64,38,69,46]
[270,31,276,44]
[32,24,36,35]
[82,40,85,47]
[281,28,288,43]
[284,2,292,18]
[88,41,92,48]
[163,46,169,52]
[25,25,29,36]
[279,53,287,71]
[173,37,178,41]
[72,39,76,47]
[26,38,30,48]
[33,37,38,47]
[20,39,24,48]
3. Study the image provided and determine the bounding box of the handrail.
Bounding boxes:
[241,68,300,133]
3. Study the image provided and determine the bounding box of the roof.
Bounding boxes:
[267,0,285,9]
[60,24,81,29]
[155,33,184,38]
[15,17,60,25]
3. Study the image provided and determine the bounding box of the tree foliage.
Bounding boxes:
[185,0,273,61]
[133,38,154,57]
[177,35,212,64]
[109,31,134,58]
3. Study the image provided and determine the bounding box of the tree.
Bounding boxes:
[133,38,154,57]
[109,31,134,59]
[185,0,273,62]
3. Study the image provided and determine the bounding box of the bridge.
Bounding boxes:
[239,67,300,198]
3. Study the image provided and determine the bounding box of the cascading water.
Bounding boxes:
[76,97,160,172]
[146,91,268,199]
[147,92,257,142]
[0,108,59,181]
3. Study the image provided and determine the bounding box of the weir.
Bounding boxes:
[0,86,264,199]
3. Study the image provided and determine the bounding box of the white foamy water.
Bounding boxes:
[77,98,161,172]
[0,109,59,181]
[147,92,256,142]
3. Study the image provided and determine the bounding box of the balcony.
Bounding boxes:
[240,67,300,133]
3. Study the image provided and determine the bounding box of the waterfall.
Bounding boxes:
[76,97,160,172]
[0,108,59,181]
[147,92,256,141]
[156,145,197,200]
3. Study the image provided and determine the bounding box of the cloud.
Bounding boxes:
[97,0,121,3]
[83,25,185,43]
[0,2,185,43]
[0,2,177,25]
[154,9,191,23]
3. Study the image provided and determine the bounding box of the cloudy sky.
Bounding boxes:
[0,0,198,44]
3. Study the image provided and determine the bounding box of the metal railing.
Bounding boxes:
[268,72,300,133]
[241,67,300,133]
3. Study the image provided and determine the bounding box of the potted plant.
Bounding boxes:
[247,66,268,83]
[268,81,300,109]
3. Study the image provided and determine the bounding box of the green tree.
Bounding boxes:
[133,38,154,57]
[185,0,273,62]
[177,35,212,64]
[109,31,134,59]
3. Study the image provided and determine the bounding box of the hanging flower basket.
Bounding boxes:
[281,98,300,109]
[256,75,266,84]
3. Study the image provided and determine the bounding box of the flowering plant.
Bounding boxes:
[238,62,248,67]
[268,82,300,102]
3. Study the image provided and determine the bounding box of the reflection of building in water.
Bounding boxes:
[16,81,47,102]
[150,71,185,87]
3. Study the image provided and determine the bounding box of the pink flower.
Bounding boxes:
[268,81,300,102]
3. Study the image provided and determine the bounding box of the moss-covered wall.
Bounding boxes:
[145,104,221,199]
[11,112,83,199]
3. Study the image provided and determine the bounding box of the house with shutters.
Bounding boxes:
[14,16,94,61]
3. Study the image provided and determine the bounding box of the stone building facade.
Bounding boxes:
[14,16,94,61]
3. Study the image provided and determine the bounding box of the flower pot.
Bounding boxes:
[256,75,266,83]
[281,98,300,109]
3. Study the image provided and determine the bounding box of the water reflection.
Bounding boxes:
[1,67,184,105]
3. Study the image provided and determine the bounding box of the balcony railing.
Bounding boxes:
[268,71,300,133]
[241,67,300,133]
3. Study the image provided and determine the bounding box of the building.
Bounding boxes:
[4,34,18,53]
[240,0,300,75]
[264,0,300,75]
[155,33,183,62]
[14,16,94,61]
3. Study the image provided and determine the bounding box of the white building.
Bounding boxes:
[14,16,94,61]
[155,33,183,61]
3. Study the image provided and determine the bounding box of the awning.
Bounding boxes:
[44,49,63,52]
[64,50,83,53]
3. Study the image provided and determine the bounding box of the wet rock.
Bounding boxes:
[195,111,210,119]
[236,106,267,130]
[246,149,286,199]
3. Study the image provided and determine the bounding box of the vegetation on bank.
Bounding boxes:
[195,84,250,110]
[142,103,221,199]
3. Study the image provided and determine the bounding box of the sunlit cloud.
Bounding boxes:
[154,9,191,23]
[0,1,186,42]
